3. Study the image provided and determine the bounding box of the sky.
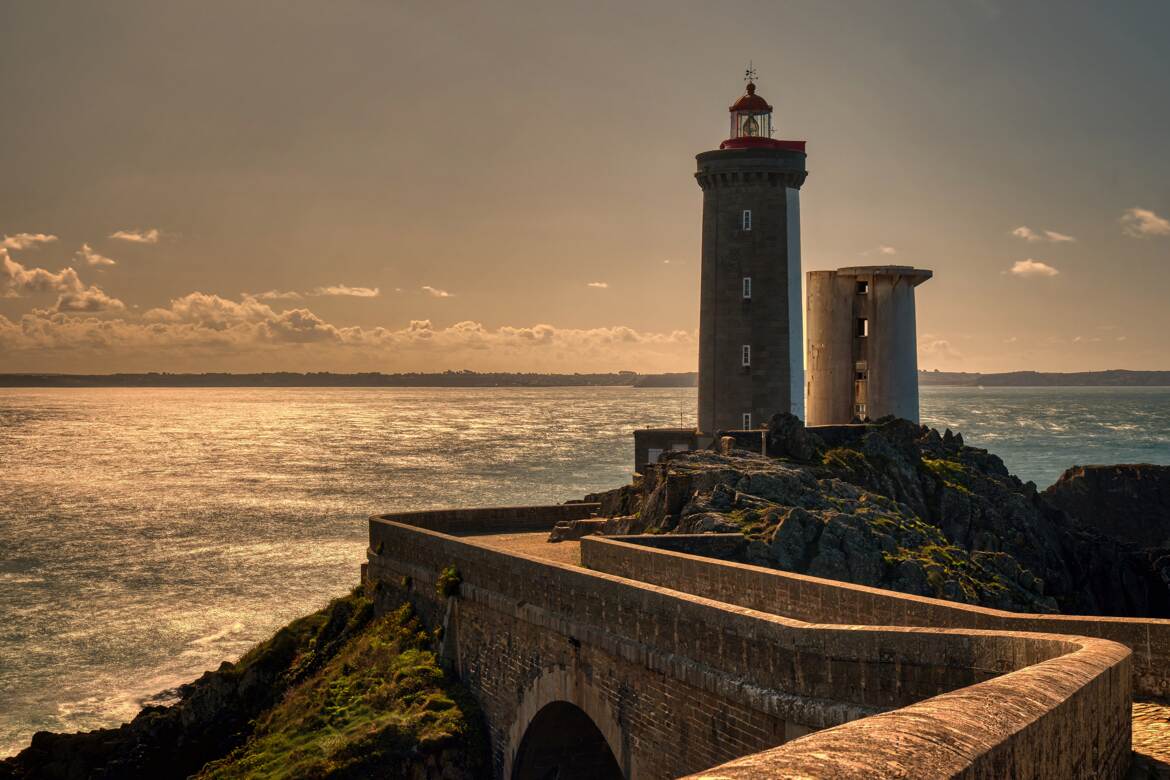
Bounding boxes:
[1,0,1168,374]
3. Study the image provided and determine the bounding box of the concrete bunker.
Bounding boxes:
[512,701,623,780]
[806,265,932,425]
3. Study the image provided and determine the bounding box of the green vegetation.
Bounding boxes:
[822,447,868,473]
[436,565,462,598]
[197,602,485,780]
[921,457,974,495]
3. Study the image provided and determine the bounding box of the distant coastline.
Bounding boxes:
[919,369,1170,387]
[1,369,1167,388]
[0,371,701,388]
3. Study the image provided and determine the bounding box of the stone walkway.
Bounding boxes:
[464,530,1170,778]
[461,530,582,567]
[1132,701,1170,778]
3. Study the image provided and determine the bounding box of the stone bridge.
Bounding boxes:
[363,504,1170,779]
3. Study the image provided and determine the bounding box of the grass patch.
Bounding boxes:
[822,447,868,472]
[196,603,485,780]
[921,458,975,495]
[435,566,462,599]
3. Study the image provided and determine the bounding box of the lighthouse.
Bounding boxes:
[695,71,808,435]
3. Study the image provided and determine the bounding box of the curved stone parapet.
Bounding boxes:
[366,507,1136,778]
[582,534,1170,699]
[684,633,1130,779]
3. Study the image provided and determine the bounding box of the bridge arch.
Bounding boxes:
[504,667,628,780]
[512,701,623,780]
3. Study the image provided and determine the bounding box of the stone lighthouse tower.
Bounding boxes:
[695,72,808,435]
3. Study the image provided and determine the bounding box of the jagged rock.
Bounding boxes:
[0,590,383,780]
[677,512,741,534]
[765,412,826,461]
[1043,464,1170,548]
[769,507,821,570]
[601,515,642,535]
[584,482,642,518]
[584,417,1168,616]
[548,518,608,542]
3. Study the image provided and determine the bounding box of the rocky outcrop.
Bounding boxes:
[596,419,1170,617]
[548,518,608,542]
[625,449,1056,612]
[764,412,826,461]
[583,482,642,519]
[1044,464,1170,548]
[0,589,487,780]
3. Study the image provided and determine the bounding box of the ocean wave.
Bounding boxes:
[189,621,246,646]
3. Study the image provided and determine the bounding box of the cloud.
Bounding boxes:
[144,292,338,343]
[77,243,117,267]
[1120,207,1170,238]
[919,337,961,360]
[0,292,696,372]
[1011,226,1075,243]
[249,289,304,301]
[109,228,161,244]
[248,285,380,300]
[56,286,127,312]
[311,285,379,297]
[1,233,58,250]
[586,281,609,289]
[861,245,897,256]
[1009,259,1060,277]
[2,251,82,297]
[1,249,124,312]
[1004,336,1019,344]
[421,285,452,298]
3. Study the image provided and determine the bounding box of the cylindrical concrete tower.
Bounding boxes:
[695,78,807,435]
[806,266,932,426]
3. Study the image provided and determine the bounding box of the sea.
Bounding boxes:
[2,385,1169,757]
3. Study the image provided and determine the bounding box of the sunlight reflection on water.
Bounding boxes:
[1,385,1168,755]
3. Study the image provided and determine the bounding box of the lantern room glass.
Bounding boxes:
[731,111,772,140]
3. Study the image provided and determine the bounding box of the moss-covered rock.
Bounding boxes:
[196,604,486,780]
[605,417,1170,616]
[0,591,486,780]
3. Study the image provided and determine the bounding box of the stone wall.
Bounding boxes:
[366,513,1132,779]
[583,534,1170,699]
[617,532,746,561]
[632,428,698,474]
[376,503,598,535]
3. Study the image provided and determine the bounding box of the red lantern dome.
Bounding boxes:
[720,78,806,153]
[730,82,772,114]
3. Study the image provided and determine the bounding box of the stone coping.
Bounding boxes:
[375,502,598,535]
[367,510,1133,778]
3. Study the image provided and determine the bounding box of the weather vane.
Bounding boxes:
[744,61,757,83]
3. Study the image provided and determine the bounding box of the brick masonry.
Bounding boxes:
[364,507,1134,779]
[696,147,807,433]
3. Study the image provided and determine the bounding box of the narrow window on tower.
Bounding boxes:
[742,412,752,430]
[856,318,869,338]
[742,276,752,300]
[856,280,869,295]
[741,344,751,367]
[742,210,752,231]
